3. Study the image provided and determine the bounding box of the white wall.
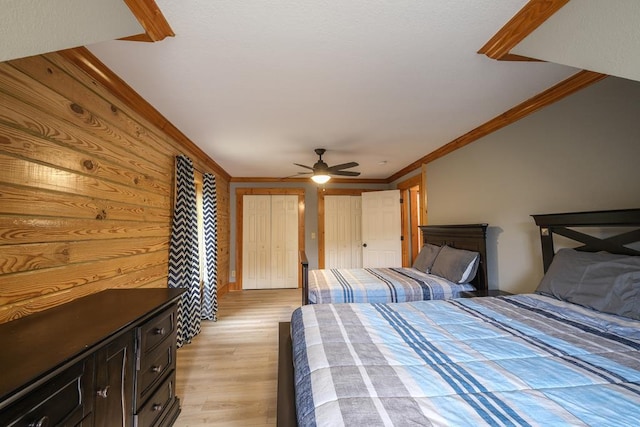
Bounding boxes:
[426,76,640,293]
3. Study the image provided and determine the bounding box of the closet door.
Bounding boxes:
[242,195,271,289]
[242,195,298,289]
[270,195,298,288]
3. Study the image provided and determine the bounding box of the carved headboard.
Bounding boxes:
[531,209,640,272]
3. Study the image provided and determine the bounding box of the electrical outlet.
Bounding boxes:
[231,270,236,278]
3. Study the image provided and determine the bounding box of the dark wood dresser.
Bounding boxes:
[0,288,185,427]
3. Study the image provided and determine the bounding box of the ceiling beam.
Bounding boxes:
[120,0,175,42]
[478,0,570,60]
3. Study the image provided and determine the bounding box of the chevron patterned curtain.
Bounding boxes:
[201,173,218,321]
[168,155,201,347]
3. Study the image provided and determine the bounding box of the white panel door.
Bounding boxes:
[242,195,271,289]
[349,196,363,268]
[324,195,362,268]
[270,195,298,288]
[362,190,402,267]
[242,194,298,289]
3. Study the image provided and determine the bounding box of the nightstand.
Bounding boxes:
[459,289,513,298]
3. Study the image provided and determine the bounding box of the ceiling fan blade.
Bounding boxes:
[331,170,360,177]
[282,171,312,179]
[327,162,359,172]
[294,163,314,170]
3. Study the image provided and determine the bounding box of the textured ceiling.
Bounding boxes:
[87,0,579,180]
[8,1,639,180]
[0,0,142,62]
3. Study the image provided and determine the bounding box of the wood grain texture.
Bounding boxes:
[55,48,231,181]
[0,184,169,222]
[0,237,168,274]
[0,154,170,209]
[0,252,167,305]
[387,70,607,182]
[0,52,230,322]
[175,288,301,426]
[478,0,570,60]
[122,0,175,42]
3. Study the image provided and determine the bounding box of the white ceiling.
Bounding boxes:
[86,0,578,180]
[9,1,636,180]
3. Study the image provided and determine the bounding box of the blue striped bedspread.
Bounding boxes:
[291,294,640,426]
[308,267,475,304]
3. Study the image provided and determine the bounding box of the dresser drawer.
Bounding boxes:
[137,342,175,405]
[0,359,93,427]
[139,307,177,356]
[135,373,176,427]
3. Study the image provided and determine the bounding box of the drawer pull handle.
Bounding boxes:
[96,385,110,398]
[152,365,162,373]
[155,327,166,335]
[29,416,50,427]
[152,403,163,412]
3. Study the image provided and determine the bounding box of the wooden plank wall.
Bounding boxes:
[0,52,230,324]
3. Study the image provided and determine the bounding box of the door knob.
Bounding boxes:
[362,243,367,247]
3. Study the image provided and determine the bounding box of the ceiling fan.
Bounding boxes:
[294,148,360,184]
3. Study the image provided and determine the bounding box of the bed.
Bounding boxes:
[278,209,640,426]
[301,224,489,305]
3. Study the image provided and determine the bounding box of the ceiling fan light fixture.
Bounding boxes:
[311,174,331,184]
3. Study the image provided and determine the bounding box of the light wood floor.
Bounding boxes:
[174,288,301,426]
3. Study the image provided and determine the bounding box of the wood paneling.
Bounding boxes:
[0,53,230,323]
[56,48,230,182]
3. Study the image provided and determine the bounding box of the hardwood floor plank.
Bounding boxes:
[175,288,301,426]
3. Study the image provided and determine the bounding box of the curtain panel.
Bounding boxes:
[201,173,218,321]
[168,155,201,347]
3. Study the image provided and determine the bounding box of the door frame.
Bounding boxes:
[397,174,422,266]
[236,188,305,289]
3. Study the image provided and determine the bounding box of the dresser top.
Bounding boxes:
[0,288,184,405]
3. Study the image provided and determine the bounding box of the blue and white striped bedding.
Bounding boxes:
[308,267,475,304]
[291,294,640,426]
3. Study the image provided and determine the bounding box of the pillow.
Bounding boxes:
[430,245,480,284]
[412,244,442,273]
[535,248,640,320]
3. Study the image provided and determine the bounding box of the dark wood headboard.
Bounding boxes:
[531,209,640,272]
[419,224,489,292]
